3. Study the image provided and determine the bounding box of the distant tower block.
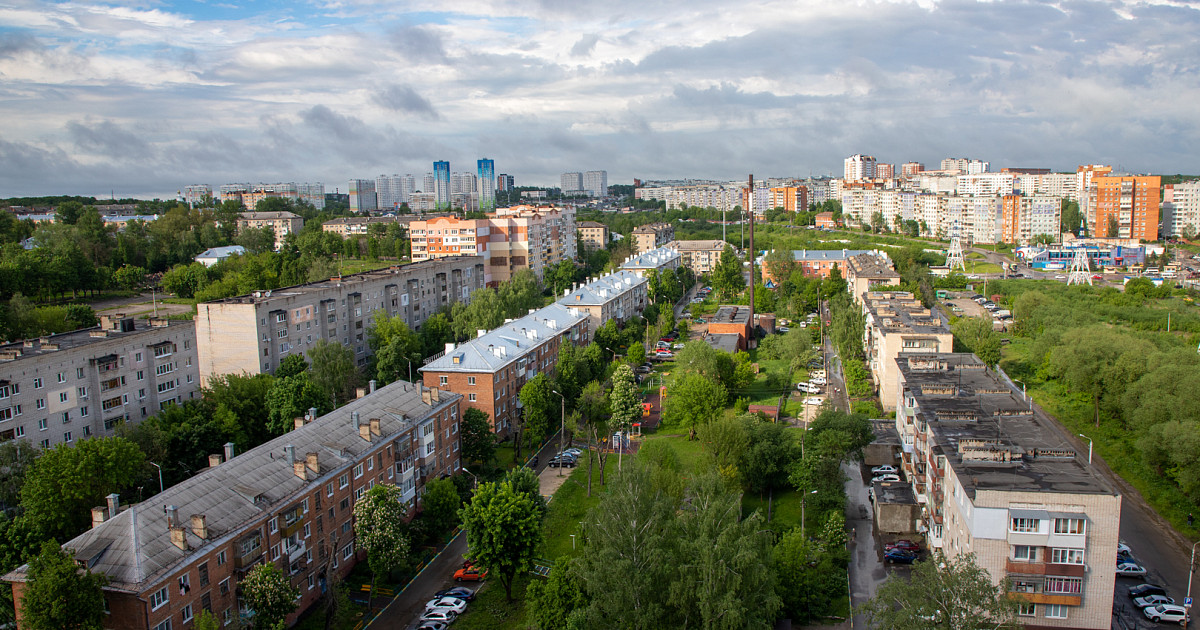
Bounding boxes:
[946,221,966,272]
[1066,248,1093,286]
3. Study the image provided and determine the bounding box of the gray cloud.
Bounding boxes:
[388,24,447,63]
[570,34,599,57]
[66,119,152,156]
[372,85,439,119]
[0,31,40,59]
[301,105,369,144]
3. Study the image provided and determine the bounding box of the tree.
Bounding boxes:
[368,314,423,385]
[627,341,646,367]
[113,265,146,291]
[20,541,107,630]
[458,475,544,602]
[20,437,145,541]
[418,312,455,358]
[235,225,277,254]
[1046,326,1152,427]
[740,418,797,509]
[526,558,588,630]
[711,244,745,302]
[275,354,309,380]
[951,316,1002,367]
[265,373,331,436]
[774,515,849,623]
[1107,215,1119,238]
[352,484,410,597]
[577,380,610,493]
[193,609,220,630]
[519,373,555,450]
[307,339,359,406]
[241,562,300,629]
[663,372,727,440]
[459,408,496,465]
[608,364,641,440]
[420,477,461,536]
[859,553,1020,629]
[0,440,35,510]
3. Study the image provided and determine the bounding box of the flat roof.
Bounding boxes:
[848,253,901,279]
[704,333,741,354]
[896,353,1115,497]
[712,305,751,325]
[863,291,948,334]
[0,318,191,362]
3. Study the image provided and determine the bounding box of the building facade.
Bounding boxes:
[477,159,496,211]
[6,380,462,630]
[577,221,609,251]
[184,185,212,208]
[348,180,377,214]
[1092,174,1160,241]
[844,154,877,181]
[409,207,576,285]
[421,304,587,436]
[1162,180,1200,238]
[860,291,953,411]
[236,211,304,250]
[560,172,583,194]
[620,247,682,277]
[631,223,675,254]
[195,257,485,383]
[433,161,450,210]
[557,270,648,334]
[1001,195,1062,244]
[497,174,514,192]
[0,316,200,450]
[583,171,608,197]
[662,240,726,275]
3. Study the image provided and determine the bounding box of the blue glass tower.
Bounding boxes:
[477,158,496,211]
[433,160,450,210]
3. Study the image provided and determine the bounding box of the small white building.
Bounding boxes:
[194,245,246,267]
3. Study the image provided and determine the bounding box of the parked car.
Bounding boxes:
[796,381,810,390]
[1143,603,1188,624]
[454,567,488,582]
[424,597,468,615]
[673,343,685,350]
[420,610,458,624]
[885,549,919,564]
[1117,561,1148,577]
[636,364,652,374]
[886,539,920,553]
[778,326,790,333]
[871,465,899,475]
[434,587,476,602]
[1133,594,1175,609]
[563,448,583,458]
[810,377,828,385]
[548,455,577,468]
[803,397,824,406]
[1118,541,1134,557]
[417,623,450,630]
[1129,584,1168,599]
[872,474,901,483]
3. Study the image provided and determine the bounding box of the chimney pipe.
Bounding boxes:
[106,493,120,516]
[306,452,319,473]
[165,505,179,528]
[224,442,235,461]
[169,526,188,550]
[359,423,372,442]
[352,411,360,430]
[284,444,295,465]
[91,506,108,528]
[293,460,308,480]
[190,514,208,540]
[369,418,381,436]
[294,417,305,430]
[208,454,224,467]
[369,379,377,393]
[308,407,317,420]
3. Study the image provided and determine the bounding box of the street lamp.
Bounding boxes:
[1011,378,1027,401]
[461,466,478,490]
[551,390,566,477]
[1187,540,1200,622]
[149,462,164,494]
[1078,434,1093,466]
[801,489,818,538]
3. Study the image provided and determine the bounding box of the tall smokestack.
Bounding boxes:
[748,174,755,350]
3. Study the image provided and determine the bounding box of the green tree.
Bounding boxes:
[275,354,309,380]
[740,418,797,506]
[577,380,611,493]
[1046,326,1152,427]
[458,475,545,602]
[526,558,588,630]
[627,341,646,367]
[241,562,300,629]
[663,372,727,440]
[307,339,359,406]
[1060,199,1083,236]
[420,477,461,536]
[519,373,555,450]
[193,609,220,630]
[235,225,276,254]
[265,373,331,436]
[951,316,1002,367]
[0,440,35,510]
[450,288,505,340]
[859,552,1020,629]
[774,515,849,623]
[609,364,641,439]
[113,265,146,291]
[352,484,410,596]
[20,541,108,630]
[20,437,145,541]
[711,244,745,302]
[418,312,455,358]
[460,407,496,465]
[1106,215,1119,238]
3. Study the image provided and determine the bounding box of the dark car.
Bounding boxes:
[548,455,577,468]
[885,549,919,564]
[1128,584,1168,599]
[885,540,920,553]
[435,587,476,602]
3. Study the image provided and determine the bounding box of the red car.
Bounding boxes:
[885,540,920,553]
[454,566,487,582]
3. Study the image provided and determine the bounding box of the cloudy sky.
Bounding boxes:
[1,0,1197,198]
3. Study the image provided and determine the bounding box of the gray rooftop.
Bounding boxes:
[621,247,681,270]
[792,249,872,262]
[421,303,587,374]
[558,270,646,307]
[896,353,1115,497]
[195,246,246,259]
[704,333,741,354]
[847,253,901,279]
[664,239,725,252]
[712,305,751,325]
[6,380,459,589]
[864,291,948,334]
[238,211,300,220]
[0,317,191,363]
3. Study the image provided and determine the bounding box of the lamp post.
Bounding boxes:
[801,489,818,538]
[1187,540,1200,622]
[461,466,478,490]
[1011,378,1027,401]
[150,462,164,494]
[551,390,566,477]
[1078,434,1093,466]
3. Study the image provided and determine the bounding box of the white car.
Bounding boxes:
[871,465,898,475]
[872,474,901,483]
[1143,603,1188,624]
[796,381,810,391]
[803,397,824,406]
[1116,561,1147,577]
[810,377,828,386]
[1118,541,1133,557]
[420,609,458,624]
[810,370,827,379]
[425,596,468,615]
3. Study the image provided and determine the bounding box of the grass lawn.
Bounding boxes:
[964,261,1003,274]
[540,453,621,560]
[452,574,533,630]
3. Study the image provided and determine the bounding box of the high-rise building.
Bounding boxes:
[901,162,925,177]
[422,173,436,194]
[184,185,212,208]
[1163,181,1200,238]
[1002,195,1062,244]
[478,159,496,210]
[875,163,895,179]
[1093,174,1160,241]
[561,172,583,194]
[375,175,403,211]
[583,170,608,197]
[844,154,877,181]
[433,161,451,210]
[399,174,416,202]
[497,174,514,192]
[348,179,377,213]
[450,172,477,196]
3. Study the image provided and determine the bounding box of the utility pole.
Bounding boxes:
[748,174,755,350]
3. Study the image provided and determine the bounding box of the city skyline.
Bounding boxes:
[1,0,1198,198]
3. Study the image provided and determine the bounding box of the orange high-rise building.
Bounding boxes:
[1093,175,1160,241]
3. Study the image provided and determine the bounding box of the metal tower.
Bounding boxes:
[1066,248,1093,286]
[946,221,966,272]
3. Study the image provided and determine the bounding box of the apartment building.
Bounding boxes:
[557,270,648,333]
[1092,174,1161,241]
[844,253,900,302]
[892,353,1120,629]
[5,380,461,630]
[409,207,576,285]
[195,257,485,382]
[620,247,682,278]
[236,211,304,250]
[219,183,325,211]
[184,185,212,208]
[1162,181,1200,238]
[375,174,415,210]
[766,187,809,213]
[1001,195,1062,244]
[761,249,875,284]
[0,316,200,450]
[844,154,877,181]
[577,221,609,251]
[321,215,448,238]
[560,172,583,194]
[861,291,953,411]
[583,171,608,197]
[901,162,925,177]
[658,240,725,275]
[421,304,588,436]
[631,223,675,254]
[815,212,837,229]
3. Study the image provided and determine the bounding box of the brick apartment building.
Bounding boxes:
[861,291,954,411]
[320,214,449,238]
[420,303,588,436]
[5,380,463,629]
[556,270,648,334]
[0,315,200,449]
[1092,174,1160,241]
[236,211,304,250]
[631,223,675,254]
[576,221,609,251]
[662,240,727,275]
[761,249,875,284]
[409,207,576,285]
[619,247,681,278]
[195,257,484,383]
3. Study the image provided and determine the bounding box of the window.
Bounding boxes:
[59,392,68,403]
[35,398,44,410]
[1045,577,1082,594]
[270,543,280,561]
[354,463,363,479]
[1012,546,1036,561]
[135,352,142,362]
[1044,604,1067,619]
[1018,603,1036,617]
[80,406,88,417]
[219,577,230,595]
[39,439,48,449]
[439,376,447,386]
[139,389,146,399]
[1050,548,1084,565]
[342,542,355,559]
[339,473,349,488]
[223,608,232,625]
[198,563,209,587]
[14,426,23,438]
[137,370,144,381]
[1053,517,1085,534]
[37,418,46,431]
[468,393,476,402]
[32,377,42,389]
[467,376,476,386]
[304,523,310,538]
[158,381,177,394]
[269,517,278,533]
[181,604,193,623]
[155,363,175,376]
[77,386,88,399]
[77,367,85,379]
[178,573,190,594]
[150,586,169,610]
[153,621,172,630]
[326,482,334,497]
[63,431,72,442]
[57,372,66,384]
[1010,518,1040,533]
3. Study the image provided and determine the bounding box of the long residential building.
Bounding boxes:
[0,316,200,450]
[891,353,1120,629]
[218,183,325,211]
[662,240,726,275]
[631,222,675,254]
[761,249,882,284]
[844,253,901,301]
[557,270,648,333]
[5,379,462,630]
[195,257,485,383]
[620,247,682,277]
[1162,180,1200,238]
[1091,174,1160,241]
[860,291,953,411]
[577,221,609,251]
[237,211,304,250]
[421,303,588,436]
[321,215,449,238]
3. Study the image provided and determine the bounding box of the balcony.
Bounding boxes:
[1004,559,1085,578]
[286,540,307,563]
[1009,592,1082,607]
[234,549,264,571]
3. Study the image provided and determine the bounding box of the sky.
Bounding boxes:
[0,0,1198,199]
